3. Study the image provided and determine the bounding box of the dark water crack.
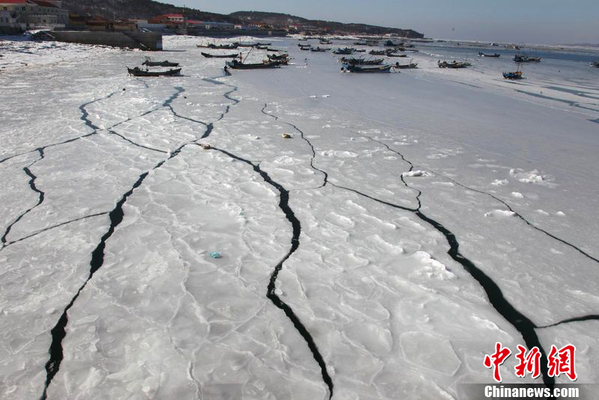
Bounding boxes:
[426,172,599,264]
[290,125,557,388]
[211,146,334,399]
[1,212,108,250]
[539,314,599,329]
[40,166,152,400]
[1,148,45,248]
[107,130,167,154]
[40,76,242,399]
[261,103,328,187]
[2,87,184,165]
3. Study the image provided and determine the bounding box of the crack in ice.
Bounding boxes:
[261,103,328,188]
[1,148,45,248]
[211,146,334,400]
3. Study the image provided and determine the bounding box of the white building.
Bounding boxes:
[0,0,68,30]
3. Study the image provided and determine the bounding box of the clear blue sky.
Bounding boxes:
[162,0,598,44]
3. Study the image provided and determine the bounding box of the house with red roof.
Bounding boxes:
[148,14,184,25]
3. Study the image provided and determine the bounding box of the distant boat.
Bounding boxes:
[504,59,524,79]
[369,50,386,55]
[438,60,471,69]
[354,41,367,45]
[128,67,181,77]
[333,47,353,55]
[386,52,407,58]
[479,52,501,57]
[340,57,384,65]
[343,64,392,73]
[591,61,599,68]
[503,71,523,80]
[208,43,239,50]
[201,52,239,59]
[394,62,418,69]
[267,54,289,64]
[513,54,541,62]
[237,42,270,48]
[225,59,281,70]
[142,60,179,67]
[310,47,328,52]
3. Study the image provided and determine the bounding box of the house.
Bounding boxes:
[0,0,68,30]
[148,14,184,26]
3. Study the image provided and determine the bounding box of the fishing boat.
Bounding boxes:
[310,47,328,52]
[208,43,239,50]
[386,52,407,58]
[268,53,289,61]
[354,41,367,46]
[383,40,398,47]
[503,71,523,79]
[201,52,240,59]
[438,60,471,69]
[513,54,541,62]
[343,64,392,73]
[369,50,386,55]
[225,59,281,70]
[339,57,384,65]
[590,61,599,68]
[333,47,353,55]
[394,62,418,69]
[142,60,179,67]
[503,60,524,79]
[127,67,181,77]
[479,52,501,57]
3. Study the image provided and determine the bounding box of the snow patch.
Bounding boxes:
[321,150,359,158]
[484,210,516,218]
[491,179,508,186]
[402,170,431,178]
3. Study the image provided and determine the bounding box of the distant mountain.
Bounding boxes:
[61,0,238,23]
[59,1,423,37]
[230,11,423,37]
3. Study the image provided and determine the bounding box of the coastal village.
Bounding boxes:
[0,0,422,37]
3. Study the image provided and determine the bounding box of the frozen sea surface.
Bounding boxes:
[1,35,598,399]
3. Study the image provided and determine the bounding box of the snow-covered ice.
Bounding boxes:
[1,35,598,399]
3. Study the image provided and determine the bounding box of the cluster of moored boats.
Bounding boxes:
[317,41,419,73]
[126,38,598,79]
[198,40,291,70]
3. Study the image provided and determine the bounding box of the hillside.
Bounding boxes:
[61,0,238,23]
[230,11,424,37]
[59,1,423,37]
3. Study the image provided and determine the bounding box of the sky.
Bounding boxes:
[162,0,599,45]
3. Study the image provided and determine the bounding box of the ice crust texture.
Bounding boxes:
[0,35,598,400]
